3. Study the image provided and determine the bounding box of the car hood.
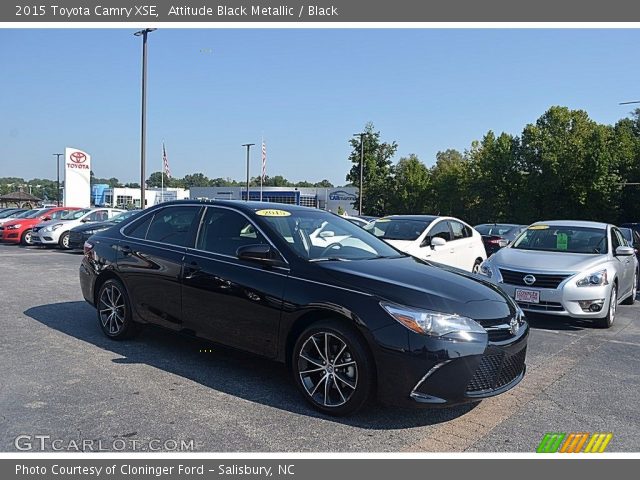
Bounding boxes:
[316,256,515,324]
[491,247,608,273]
[71,221,116,233]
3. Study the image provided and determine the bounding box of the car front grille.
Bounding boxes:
[499,269,570,289]
[466,347,527,394]
[518,301,564,312]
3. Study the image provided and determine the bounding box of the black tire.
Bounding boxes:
[622,272,637,305]
[472,259,482,274]
[58,231,70,249]
[96,278,139,340]
[292,319,374,416]
[596,284,617,328]
[20,229,33,246]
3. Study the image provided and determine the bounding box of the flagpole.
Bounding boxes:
[161,141,164,203]
[260,135,264,202]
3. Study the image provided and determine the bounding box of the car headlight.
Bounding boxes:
[380,302,486,340]
[6,224,21,230]
[44,223,64,232]
[576,269,608,287]
[479,260,493,277]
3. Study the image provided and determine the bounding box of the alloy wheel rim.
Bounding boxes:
[24,231,32,244]
[99,284,126,335]
[610,287,617,324]
[298,332,358,408]
[62,234,69,248]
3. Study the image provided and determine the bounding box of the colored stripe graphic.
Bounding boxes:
[537,433,613,453]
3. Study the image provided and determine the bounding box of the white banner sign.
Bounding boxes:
[63,147,91,208]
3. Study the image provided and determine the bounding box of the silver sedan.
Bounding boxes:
[478,220,637,328]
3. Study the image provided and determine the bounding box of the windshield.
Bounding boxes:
[258,209,403,261]
[365,218,432,241]
[0,210,24,219]
[20,209,46,219]
[110,210,141,224]
[512,225,608,254]
[475,224,518,236]
[62,208,91,220]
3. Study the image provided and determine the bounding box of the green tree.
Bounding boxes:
[429,149,471,218]
[389,154,431,214]
[182,173,210,188]
[314,179,334,188]
[346,122,398,216]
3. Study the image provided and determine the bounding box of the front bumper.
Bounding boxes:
[31,229,63,245]
[0,229,21,243]
[498,282,611,319]
[69,231,91,250]
[372,321,529,408]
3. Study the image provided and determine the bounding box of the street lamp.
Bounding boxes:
[53,153,63,206]
[134,28,157,209]
[353,132,365,215]
[242,143,255,201]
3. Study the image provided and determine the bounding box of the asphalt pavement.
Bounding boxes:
[0,244,638,452]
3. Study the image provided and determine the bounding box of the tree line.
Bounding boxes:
[347,107,640,225]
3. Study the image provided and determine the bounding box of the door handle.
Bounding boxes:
[184,261,202,279]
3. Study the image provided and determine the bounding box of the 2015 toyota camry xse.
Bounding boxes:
[79,200,528,416]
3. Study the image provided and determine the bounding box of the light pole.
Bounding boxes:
[353,132,365,215]
[134,28,156,209]
[53,153,63,206]
[242,143,255,201]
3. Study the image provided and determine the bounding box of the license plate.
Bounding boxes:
[515,288,540,304]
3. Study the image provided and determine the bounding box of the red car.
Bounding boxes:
[1,207,80,245]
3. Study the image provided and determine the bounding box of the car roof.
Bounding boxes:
[375,215,440,222]
[156,199,322,214]
[531,220,609,229]
[475,223,523,227]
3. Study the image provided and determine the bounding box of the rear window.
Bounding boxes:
[475,224,516,236]
[365,218,432,241]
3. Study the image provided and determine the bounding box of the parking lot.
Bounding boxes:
[1,243,639,452]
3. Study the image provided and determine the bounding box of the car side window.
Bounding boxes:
[145,206,199,247]
[125,214,153,239]
[50,210,67,219]
[450,221,470,240]
[86,210,108,222]
[424,221,451,245]
[611,229,622,251]
[196,207,268,256]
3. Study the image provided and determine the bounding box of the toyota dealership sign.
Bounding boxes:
[64,147,91,207]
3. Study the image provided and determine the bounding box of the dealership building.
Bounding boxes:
[91,185,190,208]
[189,186,359,214]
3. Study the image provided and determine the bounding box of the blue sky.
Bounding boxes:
[1,28,639,186]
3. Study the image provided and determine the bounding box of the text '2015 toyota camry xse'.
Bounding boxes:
[79,200,528,416]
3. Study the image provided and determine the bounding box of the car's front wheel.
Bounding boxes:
[97,278,138,340]
[292,320,374,416]
[58,231,70,249]
[21,229,33,246]
[596,284,617,328]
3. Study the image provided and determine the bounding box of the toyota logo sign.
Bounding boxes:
[69,151,87,164]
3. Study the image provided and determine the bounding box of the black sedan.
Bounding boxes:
[68,210,141,250]
[79,200,528,416]
[474,223,527,256]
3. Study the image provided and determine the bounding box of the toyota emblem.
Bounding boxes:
[523,274,536,286]
[69,151,87,164]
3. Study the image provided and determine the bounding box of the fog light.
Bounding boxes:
[578,299,605,312]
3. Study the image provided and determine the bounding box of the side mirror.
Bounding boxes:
[615,246,635,256]
[431,237,447,248]
[42,216,52,221]
[237,244,282,266]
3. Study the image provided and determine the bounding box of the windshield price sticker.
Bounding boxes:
[255,209,291,217]
[557,232,569,250]
[529,225,549,230]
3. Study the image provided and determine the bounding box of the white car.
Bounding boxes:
[479,220,638,328]
[32,207,125,249]
[365,215,487,272]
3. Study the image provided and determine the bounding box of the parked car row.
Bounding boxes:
[0,207,128,248]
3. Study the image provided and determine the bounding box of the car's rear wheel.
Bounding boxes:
[596,284,617,328]
[292,320,374,416]
[20,229,33,246]
[472,259,482,273]
[59,231,70,249]
[97,278,138,340]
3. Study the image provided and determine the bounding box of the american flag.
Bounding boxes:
[162,142,172,179]
[261,140,266,180]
